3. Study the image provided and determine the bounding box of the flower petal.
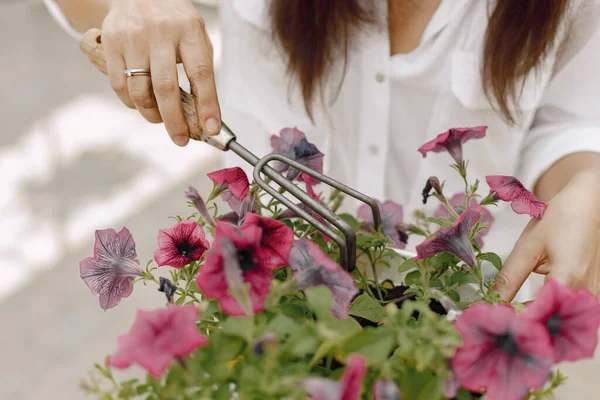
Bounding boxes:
[207,167,250,200]
[289,239,358,319]
[485,176,547,219]
[243,213,294,270]
[373,380,401,400]
[339,354,367,400]
[415,208,480,267]
[185,186,216,226]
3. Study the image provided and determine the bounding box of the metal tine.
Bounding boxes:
[253,154,383,271]
[227,140,383,271]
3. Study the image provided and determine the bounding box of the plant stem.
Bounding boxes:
[367,252,384,300]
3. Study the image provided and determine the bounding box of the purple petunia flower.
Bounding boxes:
[289,239,358,319]
[270,127,324,183]
[153,220,210,269]
[185,186,216,226]
[418,126,487,165]
[435,193,494,247]
[80,227,142,310]
[415,208,481,267]
[357,200,407,249]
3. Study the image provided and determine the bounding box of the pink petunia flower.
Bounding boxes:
[300,354,366,400]
[80,228,141,310]
[485,176,547,219]
[435,193,494,247]
[415,208,481,267]
[108,305,208,377]
[207,167,250,200]
[451,303,554,400]
[153,220,210,269]
[422,176,443,204]
[373,380,401,400]
[522,279,600,362]
[444,372,461,399]
[196,215,293,316]
[289,239,358,319]
[418,126,487,165]
[357,200,407,249]
[270,127,324,183]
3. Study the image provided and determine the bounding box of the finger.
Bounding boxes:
[105,49,135,109]
[180,20,221,136]
[493,220,545,302]
[124,46,162,124]
[150,46,189,147]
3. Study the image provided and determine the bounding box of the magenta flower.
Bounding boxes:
[154,220,210,269]
[207,167,250,200]
[522,279,600,362]
[418,126,487,165]
[289,239,358,319]
[185,186,215,226]
[485,176,547,219]
[270,127,324,183]
[444,373,460,399]
[80,228,141,310]
[108,305,208,377]
[451,303,553,400]
[197,215,293,316]
[373,380,401,400]
[435,193,494,247]
[357,200,407,249]
[301,354,366,400]
[415,208,480,267]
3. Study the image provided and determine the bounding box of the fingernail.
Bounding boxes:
[205,118,220,136]
[173,135,189,147]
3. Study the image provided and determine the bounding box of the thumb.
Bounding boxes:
[493,225,545,302]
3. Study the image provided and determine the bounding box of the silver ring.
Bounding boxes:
[124,69,151,77]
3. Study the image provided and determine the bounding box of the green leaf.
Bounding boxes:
[450,271,479,286]
[398,258,418,273]
[340,327,396,365]
[280,297,313,320]
[305,286,333,319]
[399,368,444,400]
[405,270,422,286]
[266,314,301,337]
[447,289,460,302]
[349,293,386,323]
[424,217,449,227]
[429,252,460,270]
[339,213,361,232]
[323,314,362,337]
[220,316,254,342]
[478,252,503,271]
[285,326,320,357]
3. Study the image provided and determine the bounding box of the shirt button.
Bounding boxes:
[368,145,379,155]
[375,72,385,83]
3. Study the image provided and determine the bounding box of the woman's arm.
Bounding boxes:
[535,152,600,202]
[54,0,111,33]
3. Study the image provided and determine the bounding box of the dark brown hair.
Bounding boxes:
[269,0,569,123]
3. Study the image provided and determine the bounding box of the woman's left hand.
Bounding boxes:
[494,169,600,302]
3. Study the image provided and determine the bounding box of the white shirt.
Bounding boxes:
[46,0,600,262]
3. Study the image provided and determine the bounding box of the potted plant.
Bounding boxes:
[79,126,600,400]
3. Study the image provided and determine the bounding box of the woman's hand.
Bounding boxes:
[494,169,600,301]
[102,0,221,146]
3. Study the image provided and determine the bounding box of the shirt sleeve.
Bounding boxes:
[517,2,600,189]
[43,0,84,41]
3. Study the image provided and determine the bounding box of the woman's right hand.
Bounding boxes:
[102,0,221,146]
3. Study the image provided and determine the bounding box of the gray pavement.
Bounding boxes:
[1,1,599,399]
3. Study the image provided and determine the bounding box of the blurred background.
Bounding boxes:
[1,1,599,399]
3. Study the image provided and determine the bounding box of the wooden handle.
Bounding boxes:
[80,29,203,140]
